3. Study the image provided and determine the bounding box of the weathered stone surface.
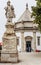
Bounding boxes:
[1,52,18,62]
[1,0,18,62]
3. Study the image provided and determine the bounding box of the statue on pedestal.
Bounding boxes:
[1,0,18,63]
[5,0,15,21]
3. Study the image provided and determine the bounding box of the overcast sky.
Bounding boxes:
[0,0,36,42]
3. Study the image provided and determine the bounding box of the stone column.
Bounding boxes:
[21,32,26,52]
[33,31,36,51]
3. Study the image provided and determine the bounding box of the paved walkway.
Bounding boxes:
[0,52,41,65]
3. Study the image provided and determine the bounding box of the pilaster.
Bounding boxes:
[21,32,26,52]
[33,31,36,51]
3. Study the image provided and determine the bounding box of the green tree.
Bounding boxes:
[31,0,41,31]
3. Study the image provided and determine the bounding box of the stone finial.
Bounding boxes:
[26,3,28,9]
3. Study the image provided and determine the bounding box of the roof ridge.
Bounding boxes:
[17,6,34,22]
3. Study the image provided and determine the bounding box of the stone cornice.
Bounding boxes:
[15,21,33,24]
[14,27,38,31]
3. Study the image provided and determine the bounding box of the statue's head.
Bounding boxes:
[7,0,10,6]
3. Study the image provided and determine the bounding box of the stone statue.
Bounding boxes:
[1,0,18,62]
[4,0,15,20]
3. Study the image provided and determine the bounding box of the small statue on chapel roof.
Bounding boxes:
[4,0,15,19]
[26,3,28,9]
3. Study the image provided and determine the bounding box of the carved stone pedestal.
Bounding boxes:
[1,51,18,62]
[1,0,18,62]
[1,36,18,62]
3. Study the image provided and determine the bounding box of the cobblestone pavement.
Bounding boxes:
[0,52,41,65]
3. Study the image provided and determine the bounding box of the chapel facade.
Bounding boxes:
[14,4,41,52]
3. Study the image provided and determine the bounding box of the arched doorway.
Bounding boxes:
[25,36,32,52]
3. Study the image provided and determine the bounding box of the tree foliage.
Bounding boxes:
[31,0,41,31]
